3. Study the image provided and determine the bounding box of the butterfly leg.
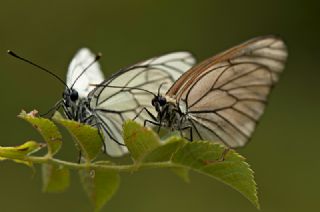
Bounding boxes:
[40,99,64,117]
[73,112,109,153]
[203,147,231,165]
[61,103,74,120]
[178,125,193,141]
[94,123,108,153]
[218,147,230,162]
[144,119,161,128]
[89,121,119,154]
[77,151,83,164]
[132,107,161,129]
[94,115,126,147]
[133,107,157,122]
[176,116,193,141]
[82,114,95,124]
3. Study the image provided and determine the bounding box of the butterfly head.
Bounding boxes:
[152,95,167,112]
[63,88,79,107]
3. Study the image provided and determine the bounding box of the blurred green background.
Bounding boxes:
[0,0,319,211]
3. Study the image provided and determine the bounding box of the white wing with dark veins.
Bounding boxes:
[89,52,196,157]
[67,48,104,98]
[170,36,287,147]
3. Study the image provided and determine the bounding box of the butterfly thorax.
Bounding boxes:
[62,88,91,122]
[152,95,185,129]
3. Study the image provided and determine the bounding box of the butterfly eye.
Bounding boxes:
[70,89,79,101]
[158,97,166,106]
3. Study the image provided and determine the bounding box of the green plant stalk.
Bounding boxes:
[27,156,184,172]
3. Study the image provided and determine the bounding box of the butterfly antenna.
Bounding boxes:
[70,52,102,89]
[92,84,157,97]
[7,50,69,89]
[157,82,167,96]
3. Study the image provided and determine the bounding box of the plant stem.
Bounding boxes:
[27,156,183,172]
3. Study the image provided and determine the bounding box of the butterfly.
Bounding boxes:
[8,48,195,156]
[50,48,196,156]
[147,35,288,148]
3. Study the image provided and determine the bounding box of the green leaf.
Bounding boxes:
[10,114,258,209]
[124,123,258,207]
[79,167,120,212]
[123,120,161,162]
[143,136,190,182]
[143,136,185,162]
[172,141,259,209]
[0,140,44,166]
[42,163,70,193]
[52,112,102,162]
[18,110,62,156]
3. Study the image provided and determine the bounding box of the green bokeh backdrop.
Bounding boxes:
[0,0,319,211]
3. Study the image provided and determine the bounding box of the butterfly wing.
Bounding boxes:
[170,36,287,147]
[67,48,104,98]
[89,52,196,156]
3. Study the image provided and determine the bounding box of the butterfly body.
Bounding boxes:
[68,100,90,123]
[156,99,179,128]
[150,95,190,139]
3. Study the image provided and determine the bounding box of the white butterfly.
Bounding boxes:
[63,48,196,156]
[149,36,288,148]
